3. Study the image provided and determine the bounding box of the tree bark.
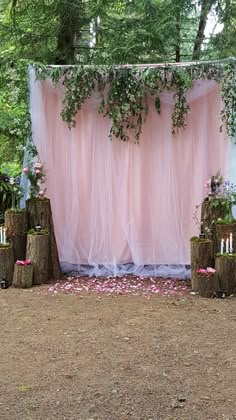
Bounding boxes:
[201,198,225,254]
[190,239,213,291]
[4,210,27,261]
[175,3,181,62]
[0,245,14,286]
[192,0,215,60]
[215,255,236,295]
[13,264,33,288]
[26,234,49,285]
[26,198,61,280]
[194,273,219,297]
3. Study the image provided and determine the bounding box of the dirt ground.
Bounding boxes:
[0,283,236,420]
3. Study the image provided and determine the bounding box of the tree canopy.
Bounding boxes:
[0,0,235,166]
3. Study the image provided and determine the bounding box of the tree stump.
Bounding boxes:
[26,234,49,285]
[215,222,236,254]
[4,210,28,261]
[190,239,213,291]
[26,198,61,280]
[201,198,225,254]
[0,244,14,286]
[194,274,219,298]
[12,264,33,288]
[215,255,236,295]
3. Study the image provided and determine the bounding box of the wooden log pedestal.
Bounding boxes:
[0,244,14,286]
[215,222,236,253]
[4,209,27,261]
[12,263,33,288]
[26,198,61,280]
[201,198,225,253]
[190,238,213,291]
[215,255,236,296]
[26,234,49,285]
[194,274,219,298]
[201,198,225,232]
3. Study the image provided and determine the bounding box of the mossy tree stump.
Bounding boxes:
[190,239,213,291]
[0,244,14,286]
[215,222,236,253]
[215,255,236,295]
[26,198,61,280]
[4,210,28,261]
[194,274,219,298]
[26,234,49,285]
[201,198,225,253]
[12,264,33,288]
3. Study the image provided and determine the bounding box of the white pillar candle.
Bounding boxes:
[230,233,233,252]
[226,238,229,254]
[220,238,224,254]
[3,228,6,244]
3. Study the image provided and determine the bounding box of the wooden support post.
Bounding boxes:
[190,239,213,291]
[194,274,219,298]
[4,210,27,261]
[215,255,236,295]
[0,244,14,286]
[26,234,49,285]
[13,264,33,288]
[26,198,61,280]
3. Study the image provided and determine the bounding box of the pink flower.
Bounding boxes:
[196,268,207,273]
[34,162,43,169]
[39,190,45,197]
[16,259,32,266]
[35,169,41,174]
[207,267,216,273]
[214,179,219,184]
[23,167,29,173]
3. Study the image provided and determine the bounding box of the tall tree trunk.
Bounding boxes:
[192,0,215,60]
[55,0,84,64]
[175,4,181,62]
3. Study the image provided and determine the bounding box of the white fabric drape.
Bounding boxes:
[28,67,233,278]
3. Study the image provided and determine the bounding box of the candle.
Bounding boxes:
[220,238,224,254]
[3,228,6,244]
[226,238,229,254]
[0,227,2,243]
[230,232,233,252]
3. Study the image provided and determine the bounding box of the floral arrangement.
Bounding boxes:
[0,173,23,210]
[208,177,236,222]
[205,170,223,197]
[196,267,216,277]
[193,170,236,234]
[23,161,47,199]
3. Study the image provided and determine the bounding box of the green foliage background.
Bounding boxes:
[0,0,235,165]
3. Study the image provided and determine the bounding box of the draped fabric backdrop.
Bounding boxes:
[28,67,233,278]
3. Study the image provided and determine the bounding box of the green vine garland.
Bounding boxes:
[36,59,236,143]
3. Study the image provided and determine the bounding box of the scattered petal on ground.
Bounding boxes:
[48,276,191,297]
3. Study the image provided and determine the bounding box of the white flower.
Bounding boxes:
[9,177,15,185]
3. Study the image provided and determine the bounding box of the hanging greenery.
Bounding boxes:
[36,59,236,143]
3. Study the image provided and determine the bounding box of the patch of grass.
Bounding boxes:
[18,384,30,392]
[27,228,49,235]
[215,253,236,258]
[5,208,26,214]
[0,243,11,248]
[190,236,210,243]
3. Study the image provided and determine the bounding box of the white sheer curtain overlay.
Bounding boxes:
[28,67,232,277]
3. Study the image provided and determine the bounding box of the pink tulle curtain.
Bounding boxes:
[29,67,229,277]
